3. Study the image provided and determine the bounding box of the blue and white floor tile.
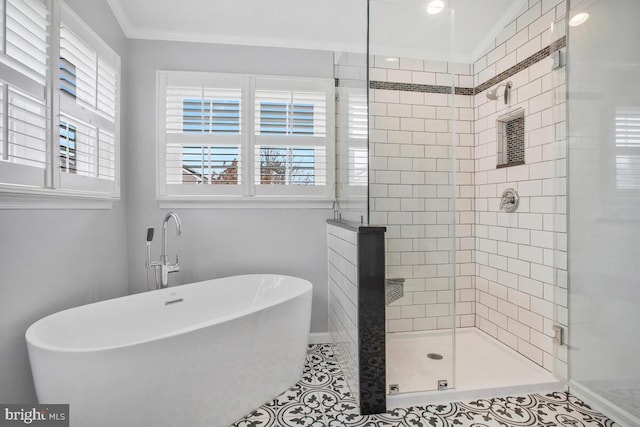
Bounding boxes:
[232,344,619,427]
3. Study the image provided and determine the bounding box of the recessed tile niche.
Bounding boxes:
[496,108,525,168]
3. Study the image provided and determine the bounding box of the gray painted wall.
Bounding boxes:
[0,5,335,404]
[124,40,334,334]
[0,0,129,403]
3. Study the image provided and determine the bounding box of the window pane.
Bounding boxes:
[259,102,288,134]
[59,120,77,173]
[349,147,368,186]
[258,102,315,135]
[7,87,46,168]
[348,93,368,139]
[182,98,240,134]
[291,103,314,135]
[255,89,326,137]
[58,115,98,178]
[256,146,322,186]
[59,57,77,98]
[166,144,240,185]
[98,130,115,180]
[59,114,114,181]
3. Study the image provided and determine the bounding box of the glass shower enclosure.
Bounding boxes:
[567,0,640,424]
[368,0,457,394]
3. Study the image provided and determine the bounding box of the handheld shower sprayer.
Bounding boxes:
[145,227,154,268]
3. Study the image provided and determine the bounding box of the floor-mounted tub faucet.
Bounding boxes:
[146,212,182,289]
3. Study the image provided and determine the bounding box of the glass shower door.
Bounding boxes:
[567,0,640,424]
[368,0,457,394]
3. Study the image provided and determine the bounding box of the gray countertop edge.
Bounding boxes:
[326,219,386,233]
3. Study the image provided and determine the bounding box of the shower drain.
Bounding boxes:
[427,353,443,360]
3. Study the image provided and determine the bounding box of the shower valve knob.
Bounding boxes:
[499,188,519,213]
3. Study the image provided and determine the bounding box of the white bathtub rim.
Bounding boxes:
[26,273,312,354]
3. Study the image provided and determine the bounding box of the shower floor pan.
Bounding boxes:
[386,327,563,408]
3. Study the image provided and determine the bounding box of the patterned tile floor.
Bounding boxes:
[232,344,619,427]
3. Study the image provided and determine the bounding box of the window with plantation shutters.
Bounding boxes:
[157,71,335,206]
[0,0,48,188]
[253,78,332,197]
[0,1,122,208]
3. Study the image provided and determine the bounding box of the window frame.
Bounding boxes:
[156,70,336,208]
[0,0,122,209]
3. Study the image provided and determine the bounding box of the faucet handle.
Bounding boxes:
[175,254,180,266]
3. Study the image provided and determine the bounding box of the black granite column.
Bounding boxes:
[357,227,386,415]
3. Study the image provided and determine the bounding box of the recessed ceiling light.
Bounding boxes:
[426,0,445,15]
[385,57,399,62]
[569,12,589,27]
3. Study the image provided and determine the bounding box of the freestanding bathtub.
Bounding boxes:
[26,274,312,427]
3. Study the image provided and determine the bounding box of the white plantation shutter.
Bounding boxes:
[8,86,46,168]
[0,0,48,189]
[57,120,114,182]
[348,93,368,140]
[98,129,115,180]
[59,25,118,121]
[347,92,368,186]
[166,86,241,136]
[159,72,244,196]
[255,89,328,139]
[59,25,96,111]
[253,78,333,197]
[57,4,120,195]
[5,0,48,81]
[97,55,117,119]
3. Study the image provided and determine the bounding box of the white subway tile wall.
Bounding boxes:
[473,0,567,379]
[370,59,476,334]
[327,223,360,404]
[373,0,568,379]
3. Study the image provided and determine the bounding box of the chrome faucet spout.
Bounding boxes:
[148,212,183,289]
[161,212,182,263]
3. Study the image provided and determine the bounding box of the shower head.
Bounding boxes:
[486,89,500,100]
[486,81,512,104]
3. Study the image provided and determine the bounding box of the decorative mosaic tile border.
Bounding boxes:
[369,80,474,96]
[475,35,567,94]
[366,36,566,97]
[232,343,619,426]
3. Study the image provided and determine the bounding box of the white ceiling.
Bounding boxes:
[106,0,527,63]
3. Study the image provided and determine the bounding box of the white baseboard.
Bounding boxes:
[570,380,640,427]
[309,332,332,344]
